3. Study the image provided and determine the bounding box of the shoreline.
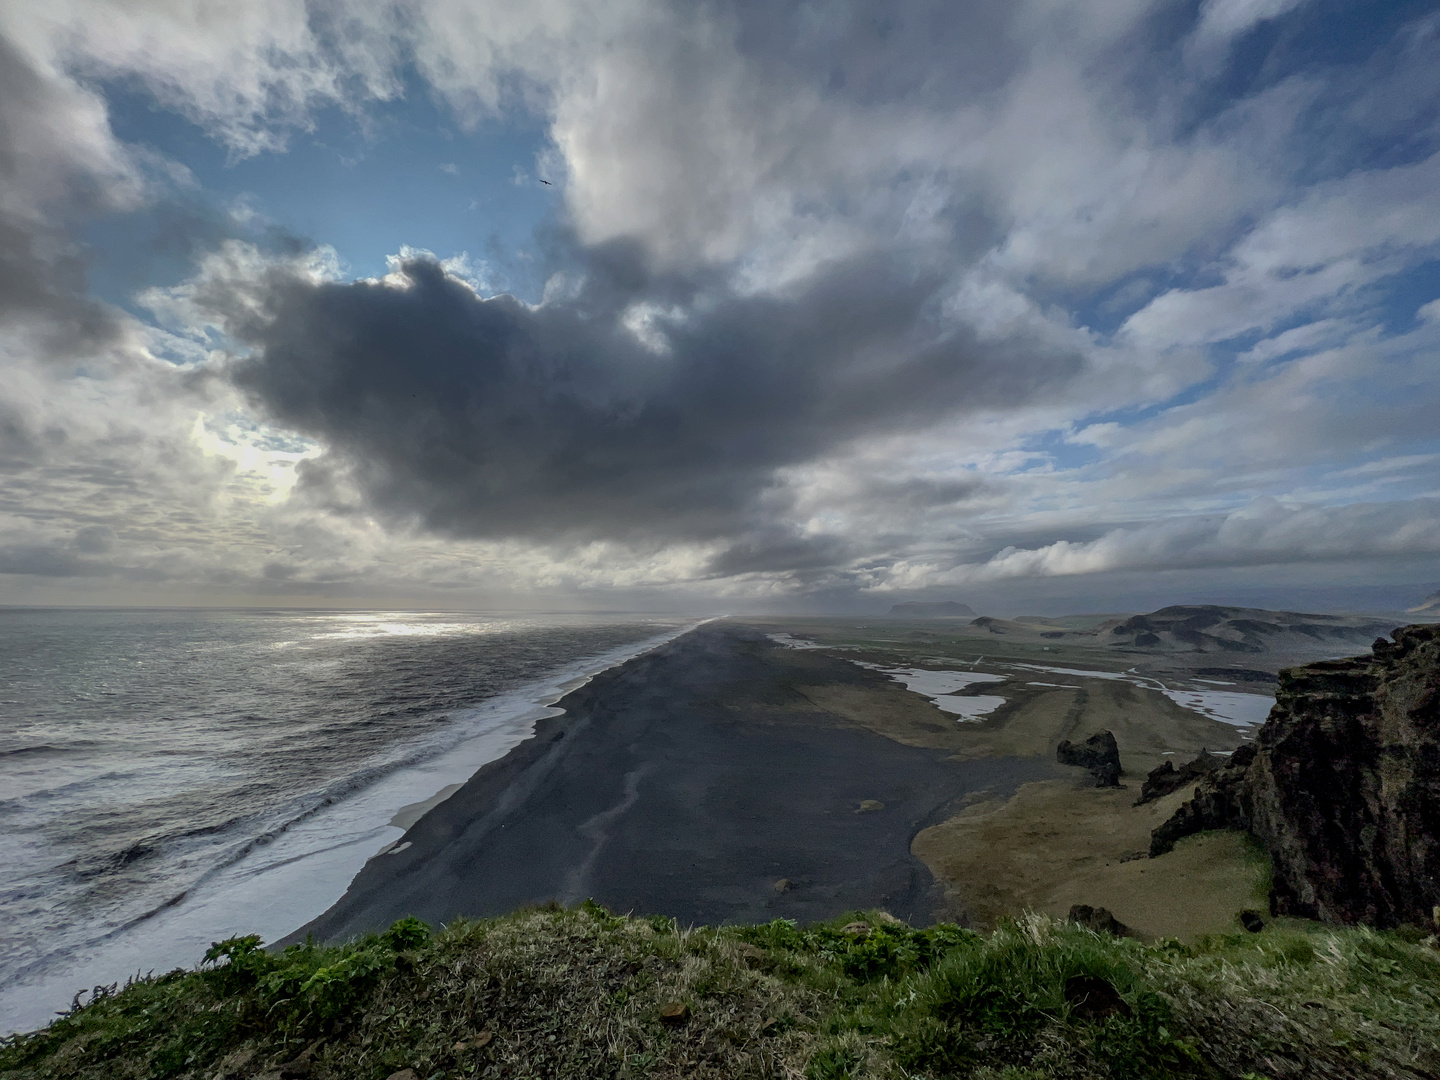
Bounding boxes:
[289,624,1051,943]
[368,619,714,837]
[0,621,701,1037]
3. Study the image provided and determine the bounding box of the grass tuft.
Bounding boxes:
[3,907,1438,1079]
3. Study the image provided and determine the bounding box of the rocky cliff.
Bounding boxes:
[1056,730,1122,787]
[1151,624,1440,926]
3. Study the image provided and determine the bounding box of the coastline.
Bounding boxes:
[289,624,1051,943]
[0,620,700,1037]
[5,611,1286,1035]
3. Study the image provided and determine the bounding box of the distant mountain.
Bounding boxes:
[1098,605,1397,654]
[967,616,1042,636]
[886,601,977,618]
[1407,589,1440,615]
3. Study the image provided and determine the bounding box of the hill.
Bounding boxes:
[4,905,1438,1080]
[864,604,1400,668]
[1096,604,1395,655]
[1409,588,1440,615]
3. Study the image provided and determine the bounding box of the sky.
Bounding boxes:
[0,0,1438,615]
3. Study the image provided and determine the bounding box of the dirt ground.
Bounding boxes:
[913,780,1270,938]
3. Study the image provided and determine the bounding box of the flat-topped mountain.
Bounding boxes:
[1096,605,1396,654]
[887,600,977,618]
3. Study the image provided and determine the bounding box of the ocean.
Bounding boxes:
[0,607,691,1034]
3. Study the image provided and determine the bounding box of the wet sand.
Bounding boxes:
[289,625,1047,942]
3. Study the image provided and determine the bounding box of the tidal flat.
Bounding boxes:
[298,609,1336,945]
[289,623,1051,944]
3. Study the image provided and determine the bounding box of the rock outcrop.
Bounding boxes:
[1057,730,1121,787]
[1068,904,1133,937]
[1150,624,1440,927]
[1148,745,1254,853]
[1134,749,1224,805]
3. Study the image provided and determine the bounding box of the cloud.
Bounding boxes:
[0,33,142,355]
[1120,149,1440,352]
[881,497,1440,588]
[5,0,404,157]
[191,242,1083,552]
[0,0,1436,605]
[1190,0,1315,62]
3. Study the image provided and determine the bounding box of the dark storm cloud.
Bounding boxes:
[0,216,118,353]
[0,543,109,578]
[703,532,857,578]
[215,244,1081,554]
[0,401,43,468]
[699,478,992,578]
[0,33,123,355]
[860,476,993,513]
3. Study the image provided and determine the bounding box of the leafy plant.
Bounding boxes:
[380,915,432,951]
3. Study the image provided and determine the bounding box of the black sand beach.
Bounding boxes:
[291,624,1047,942]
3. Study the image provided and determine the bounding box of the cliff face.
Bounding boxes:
[1151,624,1440,926]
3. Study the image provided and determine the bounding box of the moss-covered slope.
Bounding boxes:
[4,905,1439,1080]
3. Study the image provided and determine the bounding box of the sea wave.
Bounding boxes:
[0,610,700,1034]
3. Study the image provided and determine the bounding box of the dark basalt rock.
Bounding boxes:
[1193,667,1278,684]
[1134,749,1224,805]
[1068,904,1133,937]
[1148,745,1254,856]
[1057,730,1122,787]
[1064,974,1132,1019]
[1150,624,1440,927]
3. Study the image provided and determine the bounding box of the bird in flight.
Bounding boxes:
[539,178,552,185]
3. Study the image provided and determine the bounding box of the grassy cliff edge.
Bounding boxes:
[4,902,1439,1080]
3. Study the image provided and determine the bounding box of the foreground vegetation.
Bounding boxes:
[4,904,1439,1080]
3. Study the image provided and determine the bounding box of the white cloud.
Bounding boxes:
[1192,0,1315,55]
[876,496,1440,589]
[3,0,403,157]
[1121,151,1440,351]
[1237,319,1353,363]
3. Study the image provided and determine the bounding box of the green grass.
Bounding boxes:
[4,904,1439,1079]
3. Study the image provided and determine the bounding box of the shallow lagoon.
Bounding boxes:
[858,664,1009,722]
